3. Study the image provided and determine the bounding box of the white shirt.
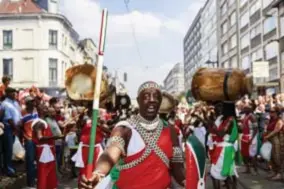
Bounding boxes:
[65,132,77,148]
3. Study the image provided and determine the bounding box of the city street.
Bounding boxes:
[51,165,284,189]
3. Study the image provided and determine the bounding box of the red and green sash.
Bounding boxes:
[185,134,206,189]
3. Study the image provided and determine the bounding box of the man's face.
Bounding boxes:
[48,107,56,117]
[7,92,16,100]
[5,80,10,86]
[137,88,162,120]
[53,103,61,114]
[26,100,36,109]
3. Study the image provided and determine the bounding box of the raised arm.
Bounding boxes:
[79,125,131,189]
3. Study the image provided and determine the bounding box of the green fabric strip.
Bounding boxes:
[161,119,169,127]
[110,159,124,189]
[187,135,206,178]
[221,119,238,176]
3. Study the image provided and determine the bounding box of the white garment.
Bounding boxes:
[38,144,55,163]
[96,121,147,188]
[210,142,238,180]
[193,126,206,146]
[65,132,77,148]
[71,142,103,168]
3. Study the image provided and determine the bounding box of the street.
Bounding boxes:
[51,165,284,189]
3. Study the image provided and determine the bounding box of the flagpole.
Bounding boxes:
[86,8,108,179]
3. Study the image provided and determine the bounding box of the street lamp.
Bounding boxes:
[205,60,219,68]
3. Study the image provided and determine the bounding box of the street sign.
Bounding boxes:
[252,61,269,78]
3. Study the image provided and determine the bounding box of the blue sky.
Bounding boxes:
[60,0,205,97]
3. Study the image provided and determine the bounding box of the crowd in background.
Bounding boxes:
[182,93,284,182]
[0,72,284,188]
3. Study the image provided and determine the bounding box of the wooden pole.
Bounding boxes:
[86,8,108,179]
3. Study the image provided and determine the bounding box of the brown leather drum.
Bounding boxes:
[191,68,253,102]
[65,64,116,108]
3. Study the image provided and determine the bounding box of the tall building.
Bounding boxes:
[269,0,284,92]
[0,0,97,95]
[218,0,283,93]
[200,0,218,67]
[183,0,219,91]
[163,62,185,95]
[217,0,239,69]
[183,9,202,90]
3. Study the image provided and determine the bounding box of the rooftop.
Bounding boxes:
[0,0,44,14]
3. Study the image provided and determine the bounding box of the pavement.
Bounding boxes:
[0,162,282,189]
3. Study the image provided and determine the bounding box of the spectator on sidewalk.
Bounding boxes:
[2,87,22,177]
[21,96,38,187]
[0,76,11,101]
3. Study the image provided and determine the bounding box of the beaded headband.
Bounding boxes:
[137,81,161,95]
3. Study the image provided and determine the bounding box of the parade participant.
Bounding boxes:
[79,81,185,189]
[32,118,64,189]
[208,102,239,189]
[240,104,258,175]
[185,122,206,189]
[21,96,38,187]
[72,104,109,185]
[263,105,283,181]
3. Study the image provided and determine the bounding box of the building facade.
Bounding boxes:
[0,0,97,96]
[200,0,218,67]
[217,0,239,69]
[217,0,284,92]
[183,9,202,91]
[163,62,185,95]
[270,0,284,92]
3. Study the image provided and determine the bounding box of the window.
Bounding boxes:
[251,48,262,61]
[281,51,284,73]
[222,42,228,55]
[265,41,278,60]
[231,56,238,68]
[281,16,284,37]
[250,24,261,39]
[3,30,12,49]
[263,16,276,34]
[221,3,227,15]
[263,0,273,8]
[250,0,260,16]
[221,21,228,34]
[240,11,249,28]
[241,56,250,70]
[49,30,58,49]
[240,0,248,7]
[49,58,58,86]
[241,33,249,49]
[230,34,237,49]
[230,12,236,26]
[62,34,64,49]
[3,59,13,79]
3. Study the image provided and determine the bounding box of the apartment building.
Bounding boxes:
[200,0,218,67]
[0,0,97,96]
[218,0,283,92]
[217,0,239,69]
[183,9,202,91]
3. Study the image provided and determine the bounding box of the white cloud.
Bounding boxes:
[60,0,204,97]
[60,0,191,45]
